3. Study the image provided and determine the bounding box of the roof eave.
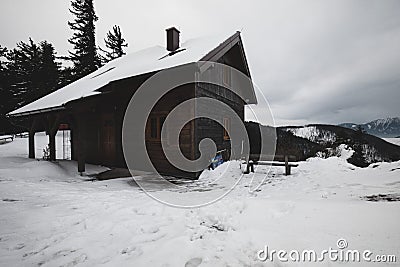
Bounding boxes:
[7,106,66,118]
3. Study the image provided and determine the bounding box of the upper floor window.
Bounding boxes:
[223,117,230,140]
[223,65,231,86]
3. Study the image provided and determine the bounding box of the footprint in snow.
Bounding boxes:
[53,249,77,257]
[140,225,159,234]
[13,243,25,250]
[185,257,202,267]
[121,246,142,256]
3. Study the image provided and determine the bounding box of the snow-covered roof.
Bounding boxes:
[8,31,250,116]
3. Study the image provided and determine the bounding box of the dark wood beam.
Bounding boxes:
[76,116,86,174]
[28,131,35,159]
[49,131,56,161]
[28,118,39,159]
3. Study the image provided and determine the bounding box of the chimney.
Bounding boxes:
[166,27,180,51]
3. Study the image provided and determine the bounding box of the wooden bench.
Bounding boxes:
[242,154,298,175]
[0,135,14,144]
[15,132,29,138]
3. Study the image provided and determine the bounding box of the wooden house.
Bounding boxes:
[8,27,257,179]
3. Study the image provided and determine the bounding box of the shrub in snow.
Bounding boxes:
[42,145,50,160]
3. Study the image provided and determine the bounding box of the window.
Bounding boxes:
[147,115,167,141]
[223,117,230,140]
[223,65,231,86]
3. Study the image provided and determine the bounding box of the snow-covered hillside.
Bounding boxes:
[284,126,336,144]
[281,125,400,166]
[1,136,400,266]
[340,117,400,137]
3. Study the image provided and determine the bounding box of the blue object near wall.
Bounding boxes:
[209,154,224,170]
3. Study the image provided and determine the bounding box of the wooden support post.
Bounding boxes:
[28,130,35,159]
[78,153,85,173]
[49,131,56,161]
[46,115,60,162]
[76,118,86,174]
[28,118,39,159]
[245,161,254,174]
[284,155,290,175]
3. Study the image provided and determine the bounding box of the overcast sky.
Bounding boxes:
[1,0,399,125]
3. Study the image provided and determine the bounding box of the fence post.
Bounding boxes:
[285,155,290,175]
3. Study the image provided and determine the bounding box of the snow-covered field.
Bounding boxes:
[1,136,400,266]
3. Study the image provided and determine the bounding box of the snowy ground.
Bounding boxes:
[0,136,400,266]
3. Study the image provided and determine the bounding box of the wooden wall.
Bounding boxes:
[144,84,197,178]
[24,41,250,179]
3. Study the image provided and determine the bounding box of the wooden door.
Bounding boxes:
[101,113,116,165]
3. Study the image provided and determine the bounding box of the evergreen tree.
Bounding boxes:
[68,0,100,79]
[6,38,41,108]
[348,124,368,167]
[0,40,60,133]
[0,45,6,58]
[6,38,60,109]
[59,66,75,88]
[100,25,128,63]
[355,124,365,134]
[0,45,11,116]
[38,41,61,95]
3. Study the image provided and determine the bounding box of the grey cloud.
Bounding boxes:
[1,0,399,125]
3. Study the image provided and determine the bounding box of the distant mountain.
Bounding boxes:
[245,122,400,168]
[281,124,400,167]
[339,117,400,137]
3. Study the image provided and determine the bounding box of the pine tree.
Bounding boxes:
[0,45,11,116]
[68,0,100,79]
[0,40,60,133]
[100,25,128,63]
[348,124,368,167]
[0,44,14,133]
[59,66,75,88]
[6,38,41,108]
[355,125,365,134]
[0,45,6,59]
[6,38,60,109]
[36,41,61,98]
